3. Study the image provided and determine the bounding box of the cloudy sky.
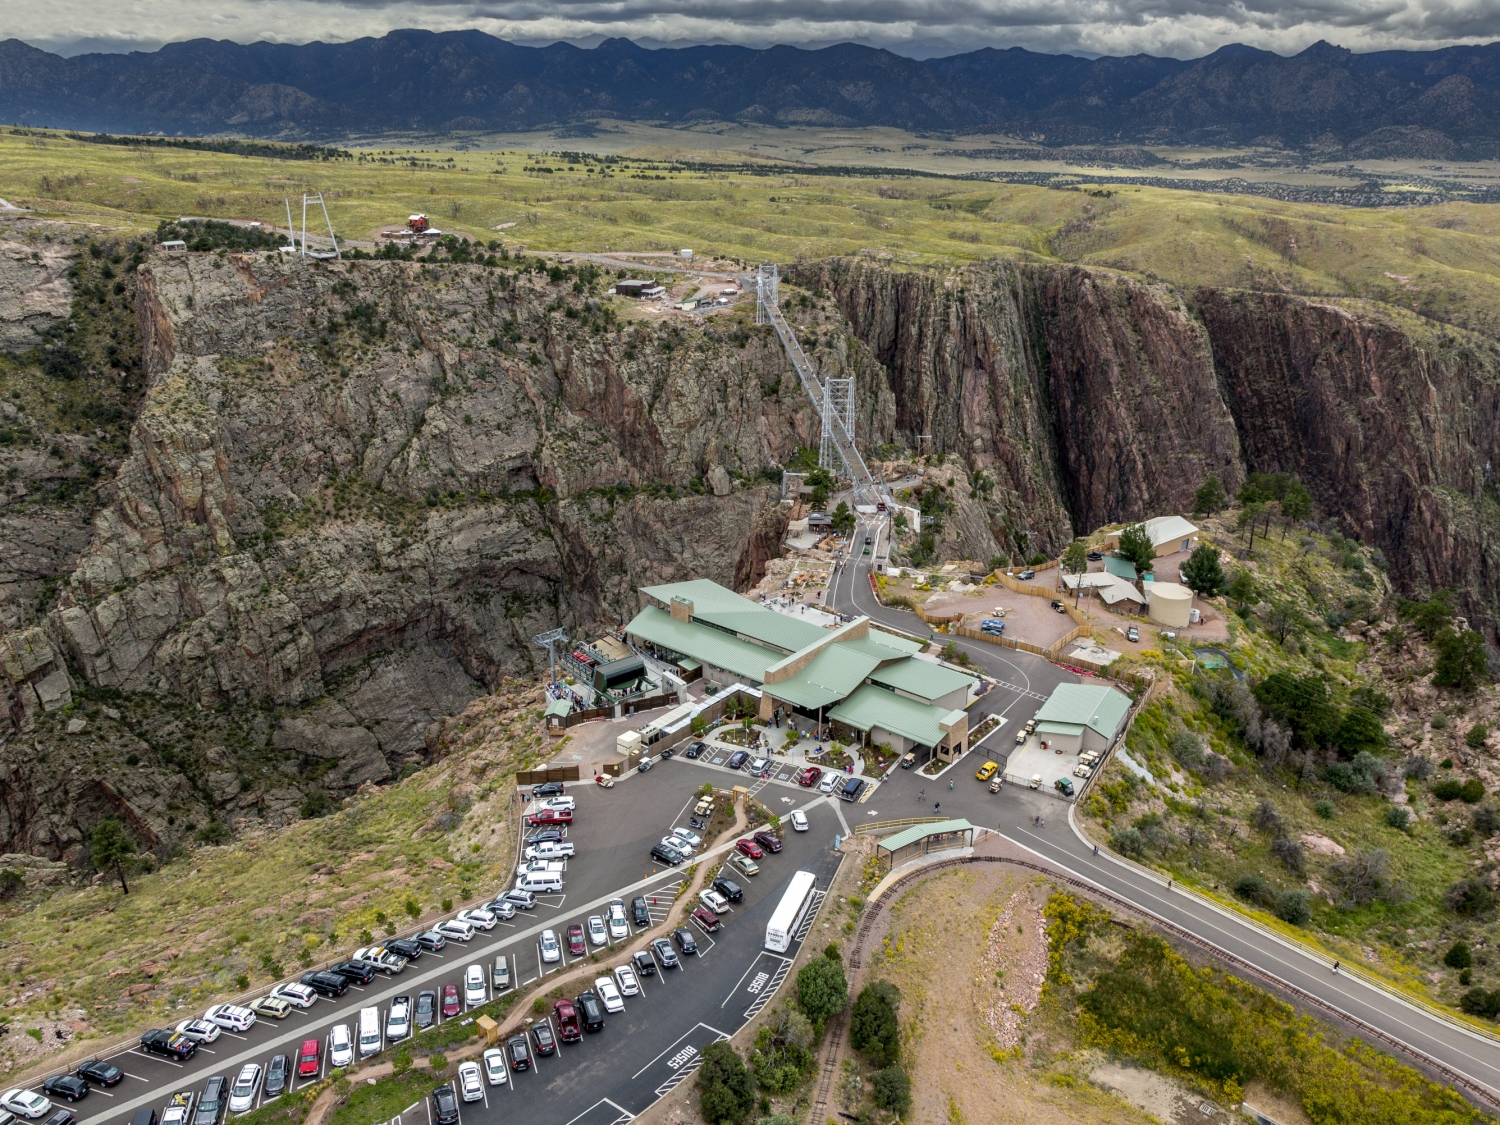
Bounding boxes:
[9,0,1500,60]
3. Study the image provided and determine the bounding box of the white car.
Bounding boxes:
[586,915,607,946]
[228,1064,261,1114]
[352,947,406,973]
[699,889,729,914]
[329,1024,354,1069]
[464,964,487,1007]
[540,929,561,963]
[456,1061,483,1103]
[456,908,497,931]
[818,773,839,794]
[270,983,317,1009]
[386,996,411,1041]
[204,1003,258,1030]
[670,826,702,848]
[174,1019,221,1044]
[663,834,697,857]
[790,809,809,832]
[516,859,565,877]
[436,919,475,942]
[749,756,770,773]
[537,796,575,812]
[606,899,629,939]
[613,964,640,996]
[594,977,625,1013]
[481,1048,509,1086]
[0,1090,50,1120]
[485,898,518,920]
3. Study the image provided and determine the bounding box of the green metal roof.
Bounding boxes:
[1033,683,1132,739]
[1104,555,1138,581]
[876,818,973,853]
[836,629,923,661]
[764,644,883,711]
[829,684,961,748]
[624,606,780,683]
[868,658,975,703]
[639,578,827,653]
[1035,720,1084,736]
[544,698,572,718]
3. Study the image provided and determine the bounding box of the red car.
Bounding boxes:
[736,838,764,859]
[690,906,721,932]
[796,766,822,787]
[553,998,582,1043]
[441,983,460,1018]
[567,924,587,956]
[526,807,573,827]
[297,1038,321,1078]
[753,830,783,854]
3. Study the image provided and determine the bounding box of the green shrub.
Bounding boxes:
[1461,987,1500,1019]
[1446,878,1496,917]
[1314,799,1336,819]
[1462,778,1487,803]
[871,1065,912,1113]
[1445,942,1473,970]
[1468,724,1490,749]
[1433,779,1465,801]
[795,951,848,1023]
[1385,806,1413,830]
[696,1042,755,1125]
[1273,890,1311,926]
[1233,873,1268,903]
[850,981,901,1066]
[1110,827,1145,858]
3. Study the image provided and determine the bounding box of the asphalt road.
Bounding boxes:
[827,510,1500,1103]
[28,765,846,1125]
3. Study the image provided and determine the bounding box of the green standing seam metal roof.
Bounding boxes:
[676,659,702,672]
[1034,721,1085,737]
[829,684,963,748]
[544,698,573,718]
[764,644,883,711]
[1104,555,1138,581]
[868,658,976,703]
[877,818,974,854]
[835,629,923,660]
[1033,683,1132,739]
[623,606,781,683]
[639,578,826,653]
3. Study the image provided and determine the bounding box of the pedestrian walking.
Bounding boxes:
[1332,961,1340,975]
[1093,844,1099,856]
[1167,879,1173,891]
[949,779,954,791]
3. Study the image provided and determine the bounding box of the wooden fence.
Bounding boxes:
[516,765,581,784]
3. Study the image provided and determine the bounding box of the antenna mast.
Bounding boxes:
[318,193,341,261]
[300,195,308,259]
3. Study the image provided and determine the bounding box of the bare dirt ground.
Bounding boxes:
[861,866,1155,1125]
[954,588,1077,650]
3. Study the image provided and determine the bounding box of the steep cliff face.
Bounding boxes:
[803,255,1500,632]
[0,248,816,858]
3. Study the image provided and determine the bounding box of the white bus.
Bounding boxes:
[765,870,819,953]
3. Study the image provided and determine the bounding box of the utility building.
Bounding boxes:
[1030,683,1131,756]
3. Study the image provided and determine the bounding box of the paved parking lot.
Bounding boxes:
[40,763,844,1125]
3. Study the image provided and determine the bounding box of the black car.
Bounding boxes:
[414,990,437,1030]
[673,927,698,955]
[652,937,680,969]
[531,1022,556,1056]
[139,1029,196,1060]
[727,750,750,770]
[42,1076,88,1103]
[631,950,657,977]
[264,1055,289,1100]
[415,931,446,952]
[194,1077,227,1125]
[576,991,605,1032]
[300,971,350,998]
[631,896,651,926]
[75,1061,123,1087]
[506,1035,532,1071]
[839,776,865,802]
[41,1111,76,1125]
[329,960,376,985]
[660,745,675,759]
[711,876,743,903]
[385,938,424,961]
[526,826,563,844]
[684,741,706,759]
[431,1085,460,1125]
[650,842,683,865]
[531,781,566,799]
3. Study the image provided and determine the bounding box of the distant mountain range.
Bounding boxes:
[3,31,1500,156]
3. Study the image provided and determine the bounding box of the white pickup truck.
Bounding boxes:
[161,1090,194,1125]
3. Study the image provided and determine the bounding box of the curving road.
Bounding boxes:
[825,513,1500,1107]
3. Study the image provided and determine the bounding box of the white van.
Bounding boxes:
[357,1007,381,1058]
[517,871,563,893]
